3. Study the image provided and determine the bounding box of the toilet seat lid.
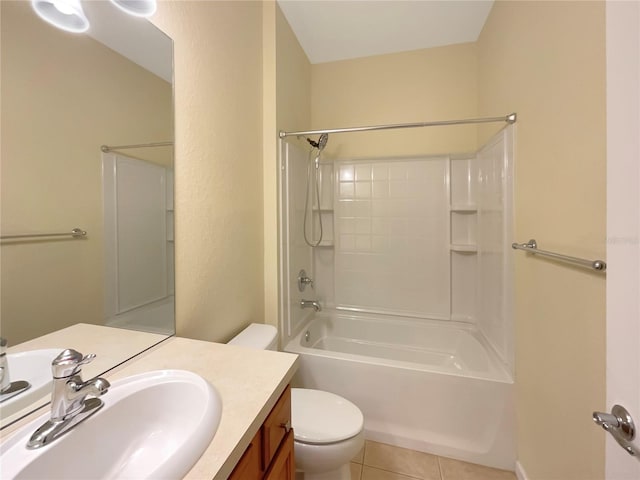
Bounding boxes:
[291,388,364,444]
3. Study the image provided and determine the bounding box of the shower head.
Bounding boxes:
[317,133,328,151]
[306,133,329,151]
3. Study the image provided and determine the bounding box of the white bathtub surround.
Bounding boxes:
[280,127,514,366]
[475,130,515,373]
[279,127,515,470]
[285,311,515,470]
[280,142,316,338]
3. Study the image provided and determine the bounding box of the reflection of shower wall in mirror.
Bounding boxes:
[103,154,174,335]
[0,1,174,345]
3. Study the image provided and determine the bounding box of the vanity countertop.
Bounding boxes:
[2,331,299,480]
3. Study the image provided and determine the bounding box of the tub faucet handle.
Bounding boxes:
[297,269,314,292]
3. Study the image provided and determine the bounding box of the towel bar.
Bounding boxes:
[511,239,606,272]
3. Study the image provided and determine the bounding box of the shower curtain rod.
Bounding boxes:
[279,113,517,139]
[100,141,174,153]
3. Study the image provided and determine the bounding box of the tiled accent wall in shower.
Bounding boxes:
[332,158,450,318]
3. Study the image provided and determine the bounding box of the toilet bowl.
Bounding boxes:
[228,323,365,480]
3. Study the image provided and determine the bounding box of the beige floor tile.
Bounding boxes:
[438,457,516,480]
[363,441,441,480]
[353,446,365,463]
[361,465,424,480]
[351,462,364,480]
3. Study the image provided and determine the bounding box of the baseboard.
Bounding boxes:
[515,461,529,480]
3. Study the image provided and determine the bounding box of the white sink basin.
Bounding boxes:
[1,349,62,418]
[0,370,222,479]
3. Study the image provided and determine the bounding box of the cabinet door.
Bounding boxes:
[228,430,263,480]
[264,430,295,480]
[262,386,291,469]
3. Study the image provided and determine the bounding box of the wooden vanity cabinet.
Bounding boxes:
[228,386,294,480]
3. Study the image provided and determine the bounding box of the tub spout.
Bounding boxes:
[300,299,322,312]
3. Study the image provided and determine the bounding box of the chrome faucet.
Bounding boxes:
[300,299,322,312]
[0,337,31,403]
[27,349,110,449]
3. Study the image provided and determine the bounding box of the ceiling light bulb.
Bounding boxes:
[109,0,157,18]
[31,0,89,33]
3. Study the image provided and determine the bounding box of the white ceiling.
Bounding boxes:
[277,0,494,64]
[84,1,172,83]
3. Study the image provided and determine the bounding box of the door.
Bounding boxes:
[605,1,640,478]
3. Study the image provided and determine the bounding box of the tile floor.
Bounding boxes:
[349,441,517,480]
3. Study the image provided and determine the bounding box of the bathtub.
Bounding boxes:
[284,311,515,470]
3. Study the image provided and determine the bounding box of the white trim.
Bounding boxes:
[515,461,529,480]
[605,0,640,478]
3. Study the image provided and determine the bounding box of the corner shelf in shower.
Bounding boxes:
[450,204,477,213]
[313,242,334,248]
[450,244,477,253]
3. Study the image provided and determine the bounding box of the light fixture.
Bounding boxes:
[109,0,157,18]
[31,0,89,33]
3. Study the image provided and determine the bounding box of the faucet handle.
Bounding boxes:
[297,269,314,292]
[0,337,7,356]
[52,349,96,378]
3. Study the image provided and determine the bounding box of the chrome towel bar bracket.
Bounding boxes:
[512,239,606,272]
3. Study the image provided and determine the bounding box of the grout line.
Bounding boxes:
[437,456,444,480]
[353,462,362,480]
[362,465,423,479]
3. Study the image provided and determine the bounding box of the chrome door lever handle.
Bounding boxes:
[593,405,635,441]
[593,405,639,456]
[594,412,623,431]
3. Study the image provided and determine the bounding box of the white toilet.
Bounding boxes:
[228,323,365,480]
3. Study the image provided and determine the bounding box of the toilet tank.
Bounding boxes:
[228,323,278,351]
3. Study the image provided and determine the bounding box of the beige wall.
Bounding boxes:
[0,2,172,344]
[262,2,312,329]
[262,1,278,329]
[477,2,606,479]
[275,6,311,136]
[270,3,312,332]
[310,44,478,159]
[152,1,265,342]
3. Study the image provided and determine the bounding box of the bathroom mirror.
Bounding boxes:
[0,0,174,424]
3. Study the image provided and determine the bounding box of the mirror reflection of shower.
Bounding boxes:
[303,133,329,247]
